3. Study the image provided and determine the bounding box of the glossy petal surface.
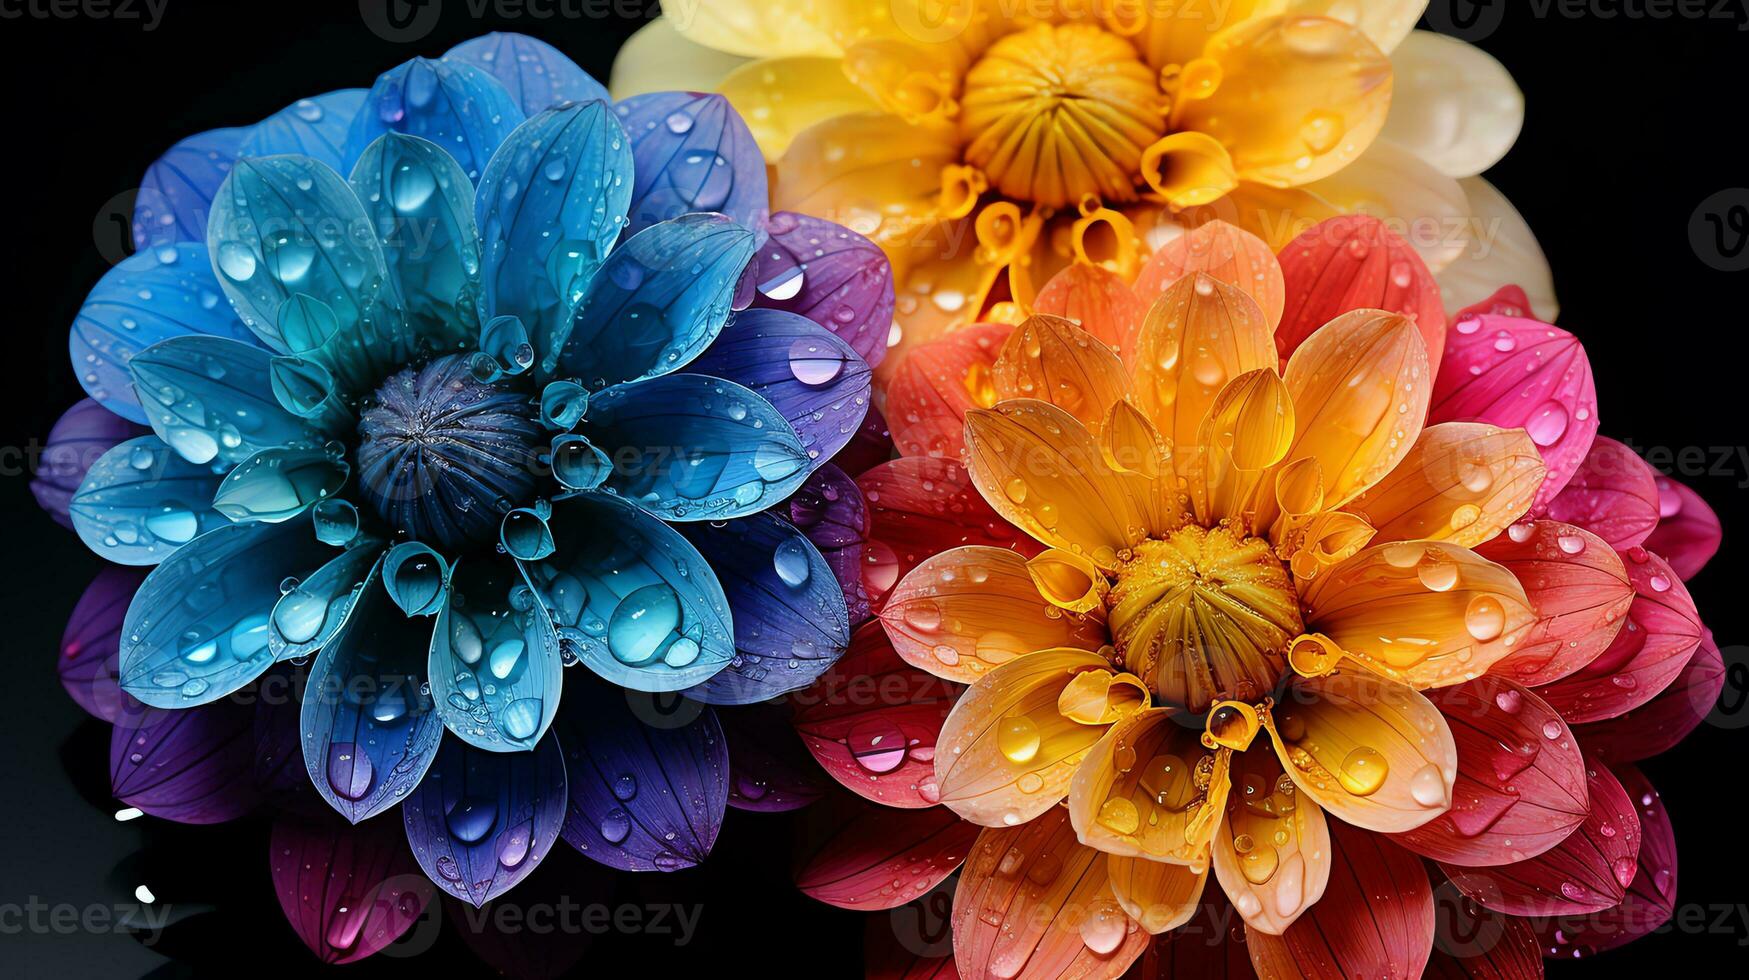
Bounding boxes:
[1275,215,1446,371]
[794,796,977,911]
[134,127,246,248]
[750,211,895,367]
[1574,632,1725,764]
[1645,476,1721,580]
[445,32,609,114]
[239,90,368,169]
[270,807,435,964]
[719,705,829,812]
[616,91,767,236]
[32,399,147,527]
[1067,707,1228,863]
[885,323,1011,459]
[129,334,319,466]
[1532,765,1677,958]
[1344,422,1543,548]
[60,567,146,722]
[111,696,260,823]
[858,456,1042,609]
[349,57,524,182]
[70,436,227,564]
[430,553,564,751]
[786,464,871,626]
[1474,520,1633,686]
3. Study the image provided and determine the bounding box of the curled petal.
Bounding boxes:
[858,456,1041,608]
[134,127,246,248]
[794,795,978,911]
[444,32,609,114]
[1390,677,1588,867]
[953,805,1148,980]
[270,807,435,964]
[1275,215,1447,372]
[617,91,768,237]
[748,210,895,368]
[991,314,1132,427]
[1645,475,1721,580]
[1441,756,1640,916]
[1436,177,1559,322]
[348,57,523,181]
[720,704,830,812]
[70,436,227,565]
[129,334,320,466]
[1031,263,1144,351]
[1107,855,1206,935]
[1473,520,1633,686]
[1573,632,1725,764]
[31,399,147,527]
[429,553,564,751]
[786,463,872,625]
[1210,748,1331,935]
[1066,707,1227,862]
[1131,220,1284,330]
[60,567,146,722]
[1344,423,1544,548]
[112,696,260,823]
[886,323,1011,460]
[1265,671,1458,834]
[792,622,962,808]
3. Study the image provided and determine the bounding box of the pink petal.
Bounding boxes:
[1573,630,1724,764]
[1276,214,1447,374]
[270,807,435,964]
[1474,521,1634,687]
[857,457,1041,610]
[885,323,1012,459]
[1543,437,1660,549]
[1644,475,1721,580]
[795,794,978,910]
[1454,285,1538,320]
[1431,315,1598,513]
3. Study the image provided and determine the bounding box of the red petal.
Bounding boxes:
[1441,757,1640,916]
[1246,821,1435,979]
[858,456,1042,609]
[1542,437,1660,549]
[1424,888,1543,979]
[270,807,435,964]
[1572,630,1724,764]
[1275,215,1446,373]
[1393,677,1587,867]
[1474,521,1633,686]
[1645,475,1721,580]
[1529,765,1677,958]
[886,323,1013,459]
[866,912,961,979]
[1454,285,1537,321]
[1031,263,1142,350]
[795,794,979,910]
[792,622,962,807]
[1131,888,1255,978]
[1533,547,1702,724]
[1431,315,1597,514]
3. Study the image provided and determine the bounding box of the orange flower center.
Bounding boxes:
[957,22,1165,209]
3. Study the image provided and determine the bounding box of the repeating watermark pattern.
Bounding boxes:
[1429,0,1749,41]
[379,893,705,957]
[0,897,172,945]
[0,0,167,30]
[360,0,660,42]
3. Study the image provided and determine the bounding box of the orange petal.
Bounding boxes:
[1107,855,1207,934]
[1344,422,1545,548]
[1032,263,1144,351]
[963,399,1150,567]
[886,323,1012,459]
[953,805,1148,980]
[1302,540,1536,688]
[1067,707,1230,862]
[935,650,1145,827]
[773,111,957,251]
[1277,0,1426,53]
[1131,220,1285,331]
[1263,671,1457,833]
[1209,748,1332,935]
[881,546,1108,684]
[1189,368,1297,530]
[1282,309,1431,509]
[991,315,1133,427]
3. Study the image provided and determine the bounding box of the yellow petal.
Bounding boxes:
[1189,368,1296,530]
[1123,0,1283,69]
[1128,273,1278,479]
[1067,707,1231,861]
[1281,310,1430,510]
[1108,855,1208,934]
[1140,132,1238,209]
[1175,16,1392,188]
[1438,177,1559,321]
[1344,422,1544,548]
[1097,400,1186,537]
[881,546,1109,684]
[963,399,1150,567]
[664,0,843,58]
[1302,540,1537,688]
[935,649,1145,827]
[610,17,751,100]
[1027,549,1111,616]
[773,111,959,253]
[993,314,1133,427]
[717,57,877,158]
[1380,31,1522,178]
[1132,220,1286,331]
[842,38,966,125]
[1263,671,1457,833]
[1278,0,1428,54]
[1209,748,1331,934]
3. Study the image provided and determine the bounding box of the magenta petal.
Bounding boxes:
[111,696,261,823]
[1573,630,1724,764]
[751,211,896,369]
[59,566,146,722]
[1534,547,1702,725]
[787,464,872,626]
[270,806,435,964]
[1430,314,1597,513]
[720,704,830,812]
[1644,475,1721,580]
[1543,436,1661,549]
[1532,765,1677,958]
[30,398,147,527]
[1454,284,1538,320]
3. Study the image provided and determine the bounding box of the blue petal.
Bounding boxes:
[554,213,757,387]
[689,307,872,472]
[301,568,444,822]
[383,541,449,617]
[268,543,379,661]
[519,490,734,692]
[444,33,609,115]
[402,730,567,906]
[678,512,850,705]
[429,554,564,751]
[72,243,260,424]
[70,435,228,564]
[349,133,482,348]
[784,463,871,626]
[239,90,368,171]
[615,92,768,238]
[128,334,321,466]
[119,518,338,708]
[475,102,632,372]
[347,58,524,183]
[580,374,810,521]
[211,446,350,523]
[134,127,246,248]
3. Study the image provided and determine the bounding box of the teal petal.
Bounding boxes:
[554,213,756,388]
[538,379,588,430]
[520,491,733,692]
[429,553,564,751]
[349,133,483,351]
[581,374,810,521]
[310,498,362,547]
[476,102,632,373]
[211,446,350,524]
[128,335,321,466]
[383,541,448,617]
[443,33,608,115]
[549,434,610,491]
[478,314,534,375]
[119,518,338,707]
[348,58,524,182]
[239,90,368,171]
[268,355,353,435]
[268,543,380,661]
[501,506,556,560]
[70,435,228,565]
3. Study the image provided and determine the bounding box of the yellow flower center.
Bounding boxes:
[958,22,1165,209]
[1105,525,1302,712]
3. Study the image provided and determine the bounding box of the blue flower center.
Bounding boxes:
[355,353,544,551]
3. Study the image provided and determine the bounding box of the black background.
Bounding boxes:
[2,1,1747,976]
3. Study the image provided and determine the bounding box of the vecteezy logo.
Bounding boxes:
[360,0,442,43]
[892,0,978,44]
[889,877,956,958]
[1424,0,1507,42]
[1691,190,1749,272]
[93,188,138,266]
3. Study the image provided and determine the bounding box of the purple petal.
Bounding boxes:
[133,126,245,248]
[270,807,436,964]
[678,511,851,705]
[557,676,728,871]
[719,704,830,812]
[444,32,609,115]
[751,211,896,369]
[111,696,260,823]
[785,463,871,626]
[615,91,768,238]
[60,566,147,721]
[253,665,323,812]
[690,308,872,472]
[31,399,147,526]
[402,731,569,907]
